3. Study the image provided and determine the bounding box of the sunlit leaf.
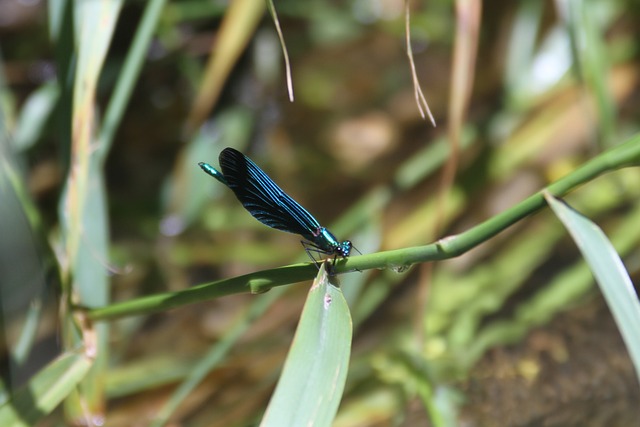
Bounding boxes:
[0,351,93,426]
[545,192,640,383]
[261,263,352,427]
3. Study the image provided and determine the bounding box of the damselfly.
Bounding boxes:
[199,148,353,264]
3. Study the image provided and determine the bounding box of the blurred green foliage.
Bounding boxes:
[0,0,639,425]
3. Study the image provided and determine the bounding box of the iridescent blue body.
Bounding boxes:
[198,148,352,261]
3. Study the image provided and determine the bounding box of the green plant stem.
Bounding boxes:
[87,133,640,322]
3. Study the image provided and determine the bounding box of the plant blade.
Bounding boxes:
[260,263,352,427]
[545,192,640,383]
[0,351,93,426]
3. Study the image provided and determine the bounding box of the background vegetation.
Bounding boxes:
[1,0,639,425]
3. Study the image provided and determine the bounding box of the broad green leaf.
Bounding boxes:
[545,192,640,383]
[261,263,352,427]
[0,154,51,379]
[0,351,92,426]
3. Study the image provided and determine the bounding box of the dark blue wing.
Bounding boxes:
[218,148,321,240]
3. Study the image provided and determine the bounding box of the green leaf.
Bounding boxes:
[12,82,59,152]
[0,351,93,426]
[260,263,352,427]
[545,192,640,383]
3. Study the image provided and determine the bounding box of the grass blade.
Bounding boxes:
[545,192,640,383]
[260,263,352,427]
[61,0,122,421]
[0,351,92,426]
[187,0,264,132]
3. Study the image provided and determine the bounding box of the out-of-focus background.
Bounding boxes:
[1,0,639,425]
